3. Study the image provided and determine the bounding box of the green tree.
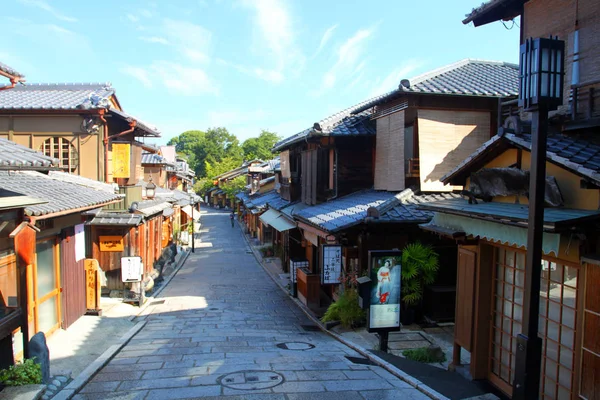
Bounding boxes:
[221,176,247,197]
[242,130,281,160]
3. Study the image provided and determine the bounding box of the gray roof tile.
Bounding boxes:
[294,190,397,233]
[373,188,462,223]
[0,83,115,110]
[0,171,122,216]
[442,132,600,187]
[266,195,291,211]
[136,199,173,216]
[0,138,59,169]
[352,59,519,114]
[141,152,172,165]
[0,61,24,78]
[273,111,376,152]
[244,190,281,210]
[88,212,143,226]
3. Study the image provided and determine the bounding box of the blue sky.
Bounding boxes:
[1,0,520,145]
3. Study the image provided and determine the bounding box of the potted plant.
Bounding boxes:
[401,242,439,325]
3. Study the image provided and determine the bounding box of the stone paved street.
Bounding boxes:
[75,209,431,399]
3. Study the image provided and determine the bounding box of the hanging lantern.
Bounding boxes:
[519,37,565,111]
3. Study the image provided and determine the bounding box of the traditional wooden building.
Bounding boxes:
[421,131,600,399]
[0,139,122,350]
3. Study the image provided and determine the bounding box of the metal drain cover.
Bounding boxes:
[276,342,315,351]
[218,370,284,390]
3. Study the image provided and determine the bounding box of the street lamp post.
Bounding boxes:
[512,36,564,400]
[190,193,195,253]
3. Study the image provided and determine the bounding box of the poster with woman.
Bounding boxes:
[368,250,402,331]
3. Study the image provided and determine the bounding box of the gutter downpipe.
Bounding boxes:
[100,109,137,183]
[0,78,19,91]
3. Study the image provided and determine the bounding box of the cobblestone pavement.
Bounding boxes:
[75,209,431,400]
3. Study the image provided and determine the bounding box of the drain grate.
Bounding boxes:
[209,308,219,311]
[218,370,284,390]
[149,300,165,306]
[345,356,377,366]
[276,342,315,351]
[300,325,321,332]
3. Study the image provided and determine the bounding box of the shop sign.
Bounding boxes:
[367,250,402,332]
[321,245,342,284]
[99,236,124,252]
[112,143,131,178]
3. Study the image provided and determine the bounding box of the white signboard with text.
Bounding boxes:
[321,245,342,285]
[121,257,143,282]
[368,250,402,332]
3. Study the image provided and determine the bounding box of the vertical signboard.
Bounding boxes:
[121,256,143,282]
[367,250,402,332]
[112,143,131,178]
[321,245,342,284]
[74,224,85,262]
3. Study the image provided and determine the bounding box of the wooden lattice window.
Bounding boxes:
[490,247,579,399]
[39,137,78,172]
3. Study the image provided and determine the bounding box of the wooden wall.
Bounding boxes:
[336,137,374,198]
[418,109,490,192]
[375,110,405,191]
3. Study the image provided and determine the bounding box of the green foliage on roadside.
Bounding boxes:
[401,242,439,306]
[241,130,281,161]
[321,288,365,329]
[0,358,42,386]
[402,347,446,363]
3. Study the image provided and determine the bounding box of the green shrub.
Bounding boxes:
[0,358,42,386]
[402,347,446,363]
[321,289,365,328]
[401,242,439,306]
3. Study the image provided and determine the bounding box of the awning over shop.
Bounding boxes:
[88,213,143,226]
[422,213,562,255]
[181,205,200,221]
[259,208,296,232]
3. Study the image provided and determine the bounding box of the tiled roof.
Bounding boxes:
[0,83,114,110]
[272,111,376,152]
[235,191,250,202]
[248,157,281,173]
[280,202,310,219]
[0,188,45,210]
[463,0,524,26]
[370,188,462,223]
[135,199,173,216]
[109,109,161,137]
[293,190,397,233]
[141,152,173,165]
[47,171,116,193]
[443,132,600,187]
[352,59,519,114]
[88,212,143,226]
[0,171,123,217]
[266,195,290,211]
[0,61,24,78]
[245,190,281,210]
[0,138,59,170]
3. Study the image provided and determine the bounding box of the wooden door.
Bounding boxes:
[34,238,61,335]
[60,227,86,329]
[455,248,476,351]
[580,262,600,399]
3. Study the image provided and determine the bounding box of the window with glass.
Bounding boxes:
[39,137,78,172]
[490,247,579,399]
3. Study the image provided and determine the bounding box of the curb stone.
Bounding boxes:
[51,321,146,400]
[238,223,449,400]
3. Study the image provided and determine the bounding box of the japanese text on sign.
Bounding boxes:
[321,245,342,284]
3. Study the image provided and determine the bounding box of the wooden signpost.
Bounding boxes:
[84,259,102,315]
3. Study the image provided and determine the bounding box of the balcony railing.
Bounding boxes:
[406,158,420,178]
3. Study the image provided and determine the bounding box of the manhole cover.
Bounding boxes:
[209,308,219,311]
[276,342,315,351]
[218,370,284,390]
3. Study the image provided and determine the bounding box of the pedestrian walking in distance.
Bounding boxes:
[230,211,235,228]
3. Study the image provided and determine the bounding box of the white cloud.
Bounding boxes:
[140,36,169,45]
[121,66,153,88]
[368,60,424,97]
[320,26,376,92]
[241,0,304,83]
[162,19,212,63]
[312,24,338,58]
[18,0,77,22]
[126,14,139,23]
[121,61,218,96]
[140,9,153,18]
